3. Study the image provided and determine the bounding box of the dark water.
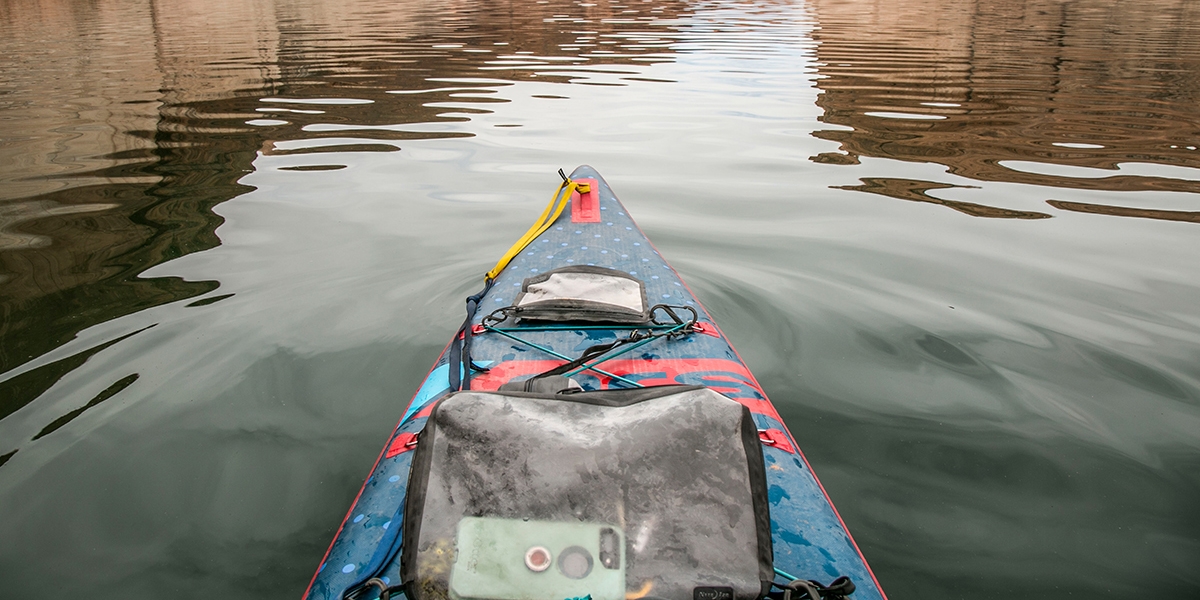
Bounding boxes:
[1,0,1199,597]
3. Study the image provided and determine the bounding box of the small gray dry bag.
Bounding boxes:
[510,266,650,324]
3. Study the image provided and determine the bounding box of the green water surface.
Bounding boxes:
[1,0,1198,597]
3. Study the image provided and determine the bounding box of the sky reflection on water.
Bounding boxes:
[1,0,1198,597]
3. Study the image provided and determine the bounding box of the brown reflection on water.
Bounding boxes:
[838,178,1052,219]
[0,0,691,376]
[809,0,1200,197]
[1047,199,1200,223]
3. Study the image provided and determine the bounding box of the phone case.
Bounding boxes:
[449,517,625,600]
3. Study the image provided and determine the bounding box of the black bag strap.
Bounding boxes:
[448,278,494,391]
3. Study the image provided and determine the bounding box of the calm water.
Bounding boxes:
[2,0,1199,597]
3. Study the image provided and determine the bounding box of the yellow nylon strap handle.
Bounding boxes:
[485,178,579,281]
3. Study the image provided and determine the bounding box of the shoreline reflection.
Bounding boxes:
[810,0,1200,215]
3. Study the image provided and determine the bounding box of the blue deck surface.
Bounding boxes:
[304,166,885,600]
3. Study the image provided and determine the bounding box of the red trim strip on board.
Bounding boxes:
[469,357,787,427]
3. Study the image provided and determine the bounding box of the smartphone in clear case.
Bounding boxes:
[449,517,625,600]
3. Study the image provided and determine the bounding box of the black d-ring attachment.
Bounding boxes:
[774,575,856,600]
[482,305,520,327]
[649,304,698,336]
[346,577,404,600]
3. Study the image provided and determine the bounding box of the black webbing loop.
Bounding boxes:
[449,278,495,391]
[344,577,405,600]
[774,576,856,600]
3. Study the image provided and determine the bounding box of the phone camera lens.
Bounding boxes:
[525,546,552,572]
[557,546,593,579]
[599,527,620,570]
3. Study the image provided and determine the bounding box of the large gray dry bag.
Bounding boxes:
[401,385,773,600]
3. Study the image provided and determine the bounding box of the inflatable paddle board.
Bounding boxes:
[303,166,886,600]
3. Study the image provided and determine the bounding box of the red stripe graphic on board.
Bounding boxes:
[469,357,787,427]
